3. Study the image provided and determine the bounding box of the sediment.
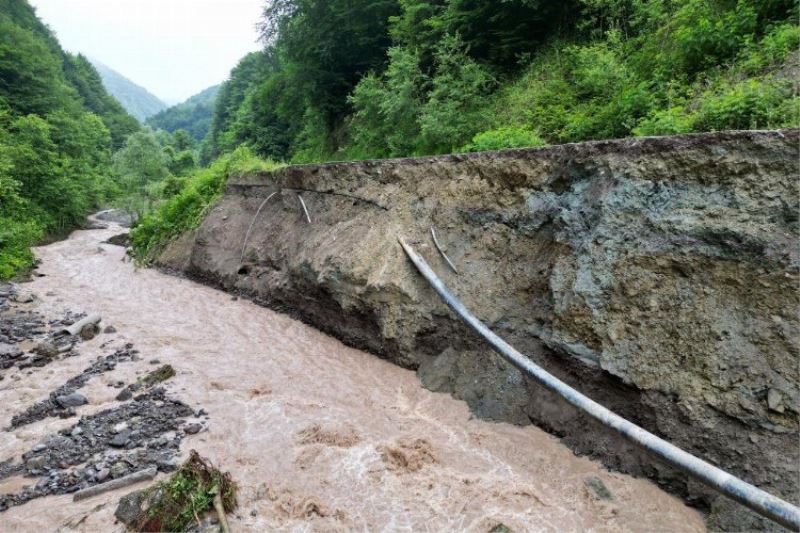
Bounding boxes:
[158,129,800,530]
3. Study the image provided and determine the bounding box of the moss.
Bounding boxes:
[139,365,176,387]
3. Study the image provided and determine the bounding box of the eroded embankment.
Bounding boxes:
[0,221,705,531]
[159,129,800,530]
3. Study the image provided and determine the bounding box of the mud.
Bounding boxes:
[0,219,704,531]
[160,129,800,530]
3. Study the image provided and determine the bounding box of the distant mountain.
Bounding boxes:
[90,60,167,121]
[147,85,220,141]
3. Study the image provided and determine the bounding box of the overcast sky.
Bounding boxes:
[29,0,265,104]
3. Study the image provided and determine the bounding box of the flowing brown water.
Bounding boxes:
[0,221,705,531]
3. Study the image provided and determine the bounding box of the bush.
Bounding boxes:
[129,147,283,263]
[461,127,546,152]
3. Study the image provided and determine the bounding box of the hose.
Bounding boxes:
[398,236,800,531]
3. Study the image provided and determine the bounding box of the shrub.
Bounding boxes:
[461,127,546,152]
[130,147,283,263]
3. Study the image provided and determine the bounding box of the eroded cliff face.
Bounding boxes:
[159,130,799,530]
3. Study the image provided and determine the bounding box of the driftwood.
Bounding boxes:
[72,467,157,501]
[431,227,459,275]
[211,485,232,533]
[61,314,102,337]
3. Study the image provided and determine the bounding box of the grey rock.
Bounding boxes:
[26,456,47,470]
[79,323,99,340]
[33,341,58,358]
[115,388,133,401]
[0,343,22,358]
[55,393,88,408]
[109,430,131,448]
[103,325,117,334]
[767,389,785,413]
[95,468,110,482]
[184,423,202,435]
[114,489,146,526]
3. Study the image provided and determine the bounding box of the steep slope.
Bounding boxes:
[91,60,167,121]
[157,129,799,531]
[147,84,220,141]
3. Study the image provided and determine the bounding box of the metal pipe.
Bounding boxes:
[398,237,800,531]
[240,192,277,263]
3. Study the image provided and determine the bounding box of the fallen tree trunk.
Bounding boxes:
[73,467,157,501]
[61,314,101,336]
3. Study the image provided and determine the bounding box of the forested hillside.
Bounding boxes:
[91,60,167,121]
[205,0,798,163]
[147,85,220,142]
[0,0,141,276]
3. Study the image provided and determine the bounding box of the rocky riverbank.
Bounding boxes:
[0,282,206,520]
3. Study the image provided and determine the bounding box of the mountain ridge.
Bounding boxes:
[90,59,167,121]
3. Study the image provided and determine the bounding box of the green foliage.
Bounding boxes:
[418,35,495,152]
[63,54,140,149]
[461,127,545,152]
[208,0,796,165]
[130,147,283,262]
[0,0,142,279]
[135,451,237,532]
[348,47,425,158]
[112,129,169,218]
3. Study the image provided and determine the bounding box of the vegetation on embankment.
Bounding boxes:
[202,0,798,163]
[129,147,282,263]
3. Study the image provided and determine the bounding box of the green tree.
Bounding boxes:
[112,130,170,218]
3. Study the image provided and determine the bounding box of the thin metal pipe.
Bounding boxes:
[431,226,459,274]
[239,192,278,263]
[398,236,800,531]
[298,194,311,224]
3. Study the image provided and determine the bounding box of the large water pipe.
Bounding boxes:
[398,237,800,531]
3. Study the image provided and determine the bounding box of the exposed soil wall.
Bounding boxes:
[158,129,800,530]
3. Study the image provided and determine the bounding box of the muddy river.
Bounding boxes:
[0,220,705,531]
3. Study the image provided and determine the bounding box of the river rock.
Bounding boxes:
[114,490,146,526]
[184,423,202,435]
[55,393,87,408]
[80,323,100,340]
[116,388,133,401]
[109,430,131,448]
[33,341,58,358]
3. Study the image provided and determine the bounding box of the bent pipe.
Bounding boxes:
[398,237,800,531]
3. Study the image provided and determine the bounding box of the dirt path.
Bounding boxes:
[0,221,705,531]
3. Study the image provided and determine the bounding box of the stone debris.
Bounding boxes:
[0,283,206,514]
